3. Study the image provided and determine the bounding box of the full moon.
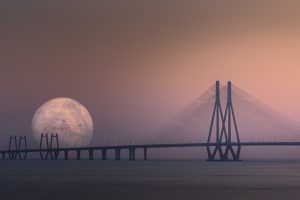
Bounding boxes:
[32,98,93,147]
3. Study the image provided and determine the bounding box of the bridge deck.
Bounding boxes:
[2,142,300,154]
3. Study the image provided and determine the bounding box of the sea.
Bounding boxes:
[1,160,300,200]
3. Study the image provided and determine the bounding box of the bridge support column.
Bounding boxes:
[76,150,81,160]
[64,150,69,160]
[19,151,28,160]
[115,149,121,160]
[2,152,6,160]
[143,148,147,160]
[224,145,241,161]
[206,145,225,161]
[128,149,131,160]
[53,150,59,160]
[102,149,107,160]
[129,148,135,160]
[9,151,17,160]
[133,149,135,160]
[89,149,94,160]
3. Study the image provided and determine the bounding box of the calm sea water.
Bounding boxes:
[0,160,300,200]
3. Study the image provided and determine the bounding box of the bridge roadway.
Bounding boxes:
[1,141,300,161]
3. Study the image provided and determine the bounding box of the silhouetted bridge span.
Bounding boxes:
[2,141,300,161]
[2,81,300,161]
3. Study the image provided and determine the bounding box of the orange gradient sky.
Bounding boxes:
[1,1,300,147]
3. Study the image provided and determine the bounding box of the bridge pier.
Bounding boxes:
[2,152,5,160]
[23,152,28,160]
[9,151,17,160]
[143,148,147,160]
[45,149,54,160]
[129,148,135,160]
[40,152,45,160]
[51,150,57,160]
[18,151,28,160]
[129,149,131,160]
[89,149,94,160]
[64,150,69,160]
[49,151,55,160]
[76,150,81,160]
[224,145,241,161]
[102,149,107,160]
[115,148,121,160]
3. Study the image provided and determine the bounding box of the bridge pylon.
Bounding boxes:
[39,133,60,160]
[39,133,50,160]
[223,81,241,160]
[50,133,59,160]
[206,81,241,161]
[8,135,18,160]
[17,136,28,160]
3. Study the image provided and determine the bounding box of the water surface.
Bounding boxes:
[0,160,300,200]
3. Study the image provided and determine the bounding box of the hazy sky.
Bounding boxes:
[1,1,300,150]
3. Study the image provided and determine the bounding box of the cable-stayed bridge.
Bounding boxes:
[1,81,300,161]
[154,82,300,144]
